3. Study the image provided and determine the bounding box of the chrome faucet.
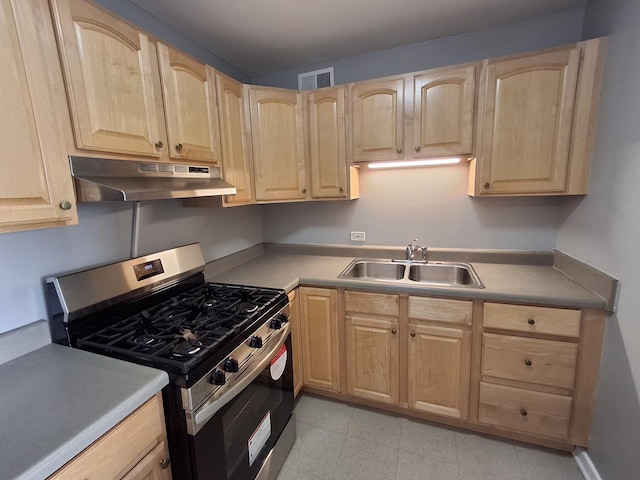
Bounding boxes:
[406,239,428,262]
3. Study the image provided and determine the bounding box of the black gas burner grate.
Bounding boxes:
[76,282,286,375]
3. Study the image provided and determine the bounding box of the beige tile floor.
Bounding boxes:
[277,394,584,480]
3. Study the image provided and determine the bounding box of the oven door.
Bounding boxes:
[187,332,294,480]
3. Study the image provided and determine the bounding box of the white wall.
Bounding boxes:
[555,0,640,477]
[263,166,562,250]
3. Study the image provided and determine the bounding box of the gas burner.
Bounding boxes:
[203,298,218,309]
[172,340,202,358]
[235,302,259,315]
[133,333,161,346]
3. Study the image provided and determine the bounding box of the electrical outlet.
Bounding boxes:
[350,231,366,242]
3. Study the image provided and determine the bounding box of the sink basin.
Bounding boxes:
[338,259,484,288]
[338,259,406,281]
[408,263,483,287]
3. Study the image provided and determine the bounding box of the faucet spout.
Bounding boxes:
[406,239,428,261]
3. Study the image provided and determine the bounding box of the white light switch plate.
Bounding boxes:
[350,231,366,241]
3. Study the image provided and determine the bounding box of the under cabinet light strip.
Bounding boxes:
[367,158,463,169]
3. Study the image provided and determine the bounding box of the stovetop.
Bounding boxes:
[74,282,287,377]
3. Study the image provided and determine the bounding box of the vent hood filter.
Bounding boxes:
[69,156,237,202]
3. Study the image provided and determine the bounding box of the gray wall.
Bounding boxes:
[252,7,585,88]
[0,202,262,335]
[555,0,640,477]
[93,0,249,83]
[262,166,562,250]
[260,8,583,250]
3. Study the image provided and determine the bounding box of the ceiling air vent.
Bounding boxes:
[298,67,334,90]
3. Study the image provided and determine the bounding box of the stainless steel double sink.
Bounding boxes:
[338,258,484,288]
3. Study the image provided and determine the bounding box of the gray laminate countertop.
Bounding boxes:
[206,252,608,309]
[0,343,169,480]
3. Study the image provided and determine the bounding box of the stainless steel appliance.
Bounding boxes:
[46,243,295,480]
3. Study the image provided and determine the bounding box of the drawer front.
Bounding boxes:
[49,394,164,479]
[484,303,581,338]
[479,382,572,440]
[345,290,399,316]
[408,296,472,325]
[482,333,578,389]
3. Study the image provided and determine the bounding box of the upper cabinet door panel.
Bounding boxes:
[0,0,77,233]
[249,87,306,201]
[412,65,475,157]
[216,73,254,205]
[50,0,162,157]
[308,87,347,198]
[158,43,222,163]
[351,77,404,162]
[478,48,580,194]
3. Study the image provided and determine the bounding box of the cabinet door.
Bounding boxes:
[121,441,171,480]
[411,64,475,157]
[308,87,347,198]
[216,74,254,205]
[50,394,167,479]
[350,77,404,162]
[158,43,222,164]
[0,0,78,233]
[50,0,164,157]
[249,87,307,201]
[299,287,340,392]
[475,48,580,194]
[345,315,399,404]
[408,323,471,419]
[288,290,304,397]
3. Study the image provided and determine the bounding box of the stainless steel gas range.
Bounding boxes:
[46,243,296,480]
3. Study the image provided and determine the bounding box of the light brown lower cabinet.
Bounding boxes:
[299,287,340,392]
[49,393,171,480]
[288,289,304,397]
[297,287,605,450]
[408,323,471,419]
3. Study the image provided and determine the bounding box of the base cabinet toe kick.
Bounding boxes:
[296,287,606,450]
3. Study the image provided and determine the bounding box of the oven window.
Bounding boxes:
[223,369,283,475]
[190,335,294,480]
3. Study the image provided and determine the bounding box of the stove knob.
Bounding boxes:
[249,336,263,348]
[223,357,239,373]
[277,312,289,324]
[210,369,226,386]
[269,318,282,330]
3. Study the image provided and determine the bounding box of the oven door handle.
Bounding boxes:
[190,323,291,435]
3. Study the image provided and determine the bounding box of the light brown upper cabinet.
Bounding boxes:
[409,64,476,158]
[350,77,405,162]
[248,86,308,201]
[0,0,78,233]
[50,0,166,158]
[349,65,476,164]
[157,43,222,164]
[469,38,606,196]
[215,73,255,206]
[307,87,359,199]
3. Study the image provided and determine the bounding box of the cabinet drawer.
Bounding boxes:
[484,303,581,338]
[409,296,472,325]
[482,333,578,389]
[479,382,572,440]
[345,291,399,316]
[49,394,165,479]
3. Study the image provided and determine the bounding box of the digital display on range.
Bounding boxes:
[133,259,165,281]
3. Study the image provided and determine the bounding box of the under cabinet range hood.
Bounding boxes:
[69,156,237,202]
